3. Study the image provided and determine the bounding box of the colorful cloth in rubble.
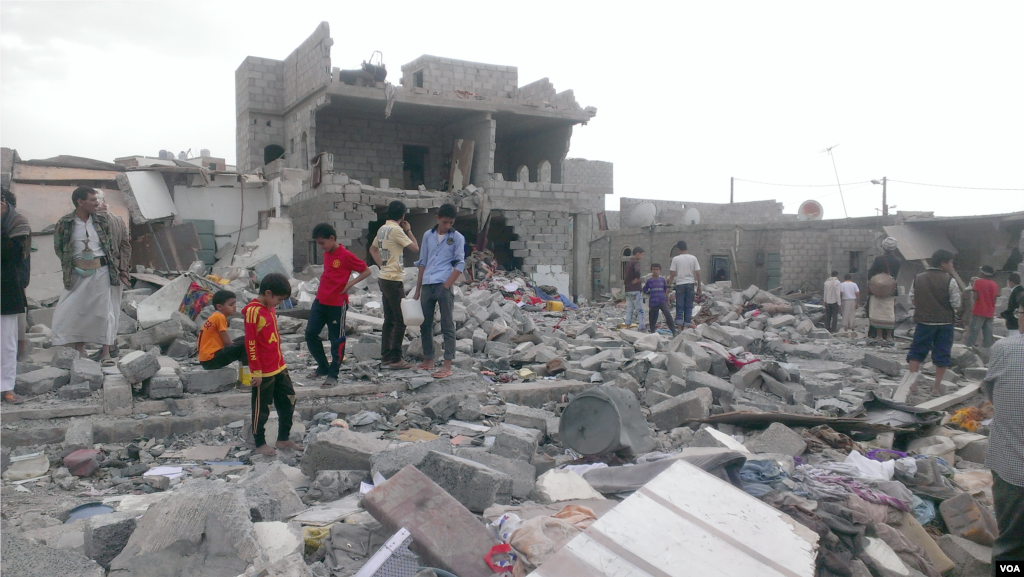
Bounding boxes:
[179,281,215,320]
[791,466,911,511]
[533,285,578,309]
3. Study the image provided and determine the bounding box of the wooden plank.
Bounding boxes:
[916,383,981,411]
[12,163,121,182]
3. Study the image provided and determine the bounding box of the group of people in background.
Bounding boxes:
[620,240,703,336]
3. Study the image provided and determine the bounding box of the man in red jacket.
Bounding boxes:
[965,265,999,349]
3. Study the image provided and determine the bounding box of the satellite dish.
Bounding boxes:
[682,207,701,225]
[627,202,658,228]
[797,200,824,221]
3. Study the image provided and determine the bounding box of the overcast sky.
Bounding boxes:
[2,1,1022,218]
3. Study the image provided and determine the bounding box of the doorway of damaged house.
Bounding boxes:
[364,207,524,274]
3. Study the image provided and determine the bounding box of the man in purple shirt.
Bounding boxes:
[644,263,677,335]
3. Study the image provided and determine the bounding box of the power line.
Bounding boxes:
[822,144,848,218]
[887,179,1024,191]
[734,178,871,188]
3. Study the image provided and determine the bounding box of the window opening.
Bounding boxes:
[258,209,276,230]
[403,145,428,189]
[414,70,424,88]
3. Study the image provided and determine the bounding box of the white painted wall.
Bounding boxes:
[172,182,270,250]
[217,217,294,274]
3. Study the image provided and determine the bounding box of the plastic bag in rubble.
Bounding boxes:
[188,260,207,276]
[489,512,523,543]
[509,506,597,577]
[348,411,383,427]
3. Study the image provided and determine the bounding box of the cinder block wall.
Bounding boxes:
[236,57,286,173]
[781,230,831,293]
[563,159,613,196]
[401,56,517,99]
[283,22,332,110]
[315,109,446,189]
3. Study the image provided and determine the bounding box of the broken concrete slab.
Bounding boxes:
[730,362,763,389]
[369,437,453,478]
[300,427,390,478]
[241,462,306,519]
[418,451,513,512]
[423,393,460,421]
[489,423,541,461]
[103,374,133,415]
[59,382,94,400]
[361,464,499,577]
[0,532,104,577]
[15,367,70,396]
[744,422,807,456]
[648,387,713,430]
[457,447,537,499]
[504,404,557,435]
[935,534,992,577]
[51,346,80,370]
[108,482,261,577]
[496,380,587,406]
[685,371,735,402]
[65,420,94,450]
[863,352,903,377]
[71,358,104,390]
[306,470,365,502]
[84,512,137,569]
[181,367,237,394]
[117,350,160,384]
[142,367,183,399]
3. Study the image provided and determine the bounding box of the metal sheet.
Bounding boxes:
[882,224,957,262]
[123,171,176,222]
[130,222,201,271]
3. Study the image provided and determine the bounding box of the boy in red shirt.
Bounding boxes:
[965,265,1000,349]
[244,273,303,456]
[304,223,371,388]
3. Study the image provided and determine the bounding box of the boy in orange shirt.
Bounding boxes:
[243,273,303,456]
[197,290,246,370]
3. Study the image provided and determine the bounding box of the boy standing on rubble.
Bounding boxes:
[370,201,420,369]
[413,203,465,379]
[840,273,860,332]
[644,264,677,335]
[668,241,701,328]
[964,265,999,349]
[621,247,646,330]
[305,223,371,388]
[244,273,303,456]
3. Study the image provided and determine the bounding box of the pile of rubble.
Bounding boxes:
[0,276,1004,577]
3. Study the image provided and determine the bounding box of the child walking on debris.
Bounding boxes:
[304,223,370,388]
[840,273,860,331]
[369,201,419,369]
[244,273,303,456]
[643,263,677,335]
[197,290,248,380]
[413,203,465,379]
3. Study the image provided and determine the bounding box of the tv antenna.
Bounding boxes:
[820,144,849,218]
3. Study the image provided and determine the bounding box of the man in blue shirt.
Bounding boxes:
[413,203,465,379]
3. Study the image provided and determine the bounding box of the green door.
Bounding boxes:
[766,252,781,290]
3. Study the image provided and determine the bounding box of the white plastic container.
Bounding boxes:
[401,298,424,326]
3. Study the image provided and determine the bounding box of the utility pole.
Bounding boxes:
[730,177,734,203]
[881,176,888,216]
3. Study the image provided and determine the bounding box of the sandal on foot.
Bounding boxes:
[432,370,453,379]
[101,358,116,367]
[320,376,338,389]
[387,362,414,370]
[2,391,26,404]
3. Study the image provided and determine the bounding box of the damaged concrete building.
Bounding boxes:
[594,196,1024,301]
[235,22,612,298]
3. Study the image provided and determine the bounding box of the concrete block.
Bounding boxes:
[84,512,137,568]
[683,341,712,372]
[744,422,807,456]
[65,420,94,449]
[496,380,588,406]
[165,339,193,359]
[181,367,238,394]
[360,464,499,577]
[306,470,365,502]
[768,314,796,328]
[103,374,133,416]
[648,388,713,430]
[59,382,94,400]
[15,367,70,396]
[418,451,513,512]
[65,449,102,477]
[423,394,460,421]
[489,423,540,461]
[117,315,137,335]
[962,367,987,381]
[863,352,902,377]
[761,373,812,406]
[300,427,390,478]
[666,351,697,379]
[142,368,183,399]
[485,341,510,359]
[685,371,735,402]
[730,362,764,389]
[117,350,160,384]
[457,448,537,499]
[935,534,992,577]
[580,349,616,371]
[791,344,829,360]
[71,358,104,391]
[369,438,453,478]
[503,404,555,435]
[50,347,80,369]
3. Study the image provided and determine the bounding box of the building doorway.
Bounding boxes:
[766,252,782,289]
[711,255,730,283]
